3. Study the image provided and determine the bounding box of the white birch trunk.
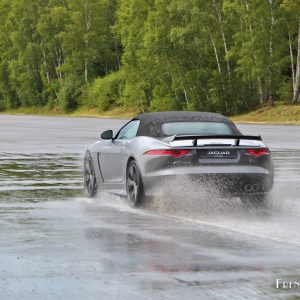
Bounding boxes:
[42,49,51,84]
[113,32,121,71]
[245,0,264,103]
[183,89,190,109]
[54,42,63,85]
[209,31,222,74]
[84,0,92,83]
[213,0,232,94]
[267,0,275,106]
[293,17,300,103]
[288,32,295,95]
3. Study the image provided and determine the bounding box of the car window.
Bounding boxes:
[161,121,234,136]
[116,120,140,140]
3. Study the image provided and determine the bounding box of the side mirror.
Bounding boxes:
[101,130,113,140]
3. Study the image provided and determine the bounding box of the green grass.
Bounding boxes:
[1,106,139,119]
[2,103,300,124]
[231,102,300,125]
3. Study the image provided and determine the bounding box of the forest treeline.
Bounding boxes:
[0,0,299,115]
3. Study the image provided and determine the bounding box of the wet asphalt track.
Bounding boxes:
[1,115,300,300]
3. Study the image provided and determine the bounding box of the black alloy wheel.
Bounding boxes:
[84,152,97,197]
[126,160,144,207]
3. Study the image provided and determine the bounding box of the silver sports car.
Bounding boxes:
[84,111,274,207]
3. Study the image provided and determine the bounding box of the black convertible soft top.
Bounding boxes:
[134,111,241,137]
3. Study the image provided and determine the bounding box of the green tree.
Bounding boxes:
[282,0,300,103]
[0,0,298,114]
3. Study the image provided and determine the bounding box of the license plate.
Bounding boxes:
[198,149,237,159]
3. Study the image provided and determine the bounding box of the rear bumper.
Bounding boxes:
[142,170,273,197]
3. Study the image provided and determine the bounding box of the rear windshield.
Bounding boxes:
[161,122,234,136]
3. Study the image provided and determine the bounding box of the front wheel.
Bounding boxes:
[84,152,97,197]
[126,160,145,207]
[240,193,268,208]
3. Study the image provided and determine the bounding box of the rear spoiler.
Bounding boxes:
[166,134,262,146]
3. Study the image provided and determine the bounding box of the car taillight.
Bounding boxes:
[246,148,270,157]
[144,149,190,158]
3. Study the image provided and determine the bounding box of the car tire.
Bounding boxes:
[126,160,145,207]
[84,152,97,197]
[240,193,268,208]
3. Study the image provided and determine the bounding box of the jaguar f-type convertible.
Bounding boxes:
[84,111,274,207]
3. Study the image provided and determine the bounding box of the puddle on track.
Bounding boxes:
[1,149,299,198]
[1,150,300,300]
[1,149,300,243]
[0,153,83,202]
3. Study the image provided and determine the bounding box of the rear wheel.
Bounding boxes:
[126,160,145,207]
[84,152,97,197]
[240,193,268,208]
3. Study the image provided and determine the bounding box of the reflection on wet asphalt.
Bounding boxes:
[1,149,300,300]
[272,150,300,182]
[0,153,82,200]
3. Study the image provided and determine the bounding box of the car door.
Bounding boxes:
[99,120,140,183]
